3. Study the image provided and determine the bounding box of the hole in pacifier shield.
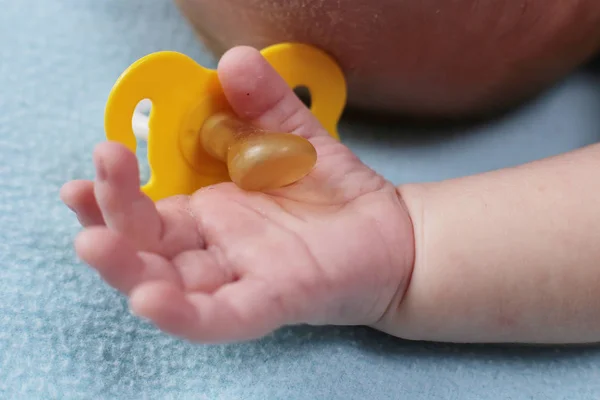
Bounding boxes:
[132,99,151,185]
[294,86,312,109]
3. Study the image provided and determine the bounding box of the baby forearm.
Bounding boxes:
[382,143,600,343]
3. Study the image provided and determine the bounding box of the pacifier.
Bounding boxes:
[104,43,347,202]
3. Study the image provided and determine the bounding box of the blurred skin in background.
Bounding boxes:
[174,0,600,119]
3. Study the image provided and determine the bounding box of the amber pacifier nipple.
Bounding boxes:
[199,112,317,191]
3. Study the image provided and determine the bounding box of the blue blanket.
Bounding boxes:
[1,0,600,398]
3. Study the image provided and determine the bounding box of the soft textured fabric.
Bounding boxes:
[1,0,600,399]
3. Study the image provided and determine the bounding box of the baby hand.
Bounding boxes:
[60,47,414,343]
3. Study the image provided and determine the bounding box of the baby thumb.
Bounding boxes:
[217,46,327,139]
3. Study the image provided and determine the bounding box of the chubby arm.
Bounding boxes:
[379,143,600,344]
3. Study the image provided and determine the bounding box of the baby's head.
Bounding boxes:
[174,0,600,118]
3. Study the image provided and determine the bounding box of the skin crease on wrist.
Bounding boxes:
[385,144,600,344]
[173,0,600,118]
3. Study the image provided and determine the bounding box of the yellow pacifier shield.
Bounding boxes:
[104,43,347,202]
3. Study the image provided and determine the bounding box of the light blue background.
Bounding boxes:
[1,1,599,399]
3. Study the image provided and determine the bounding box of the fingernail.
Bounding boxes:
[94,157,107,181]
